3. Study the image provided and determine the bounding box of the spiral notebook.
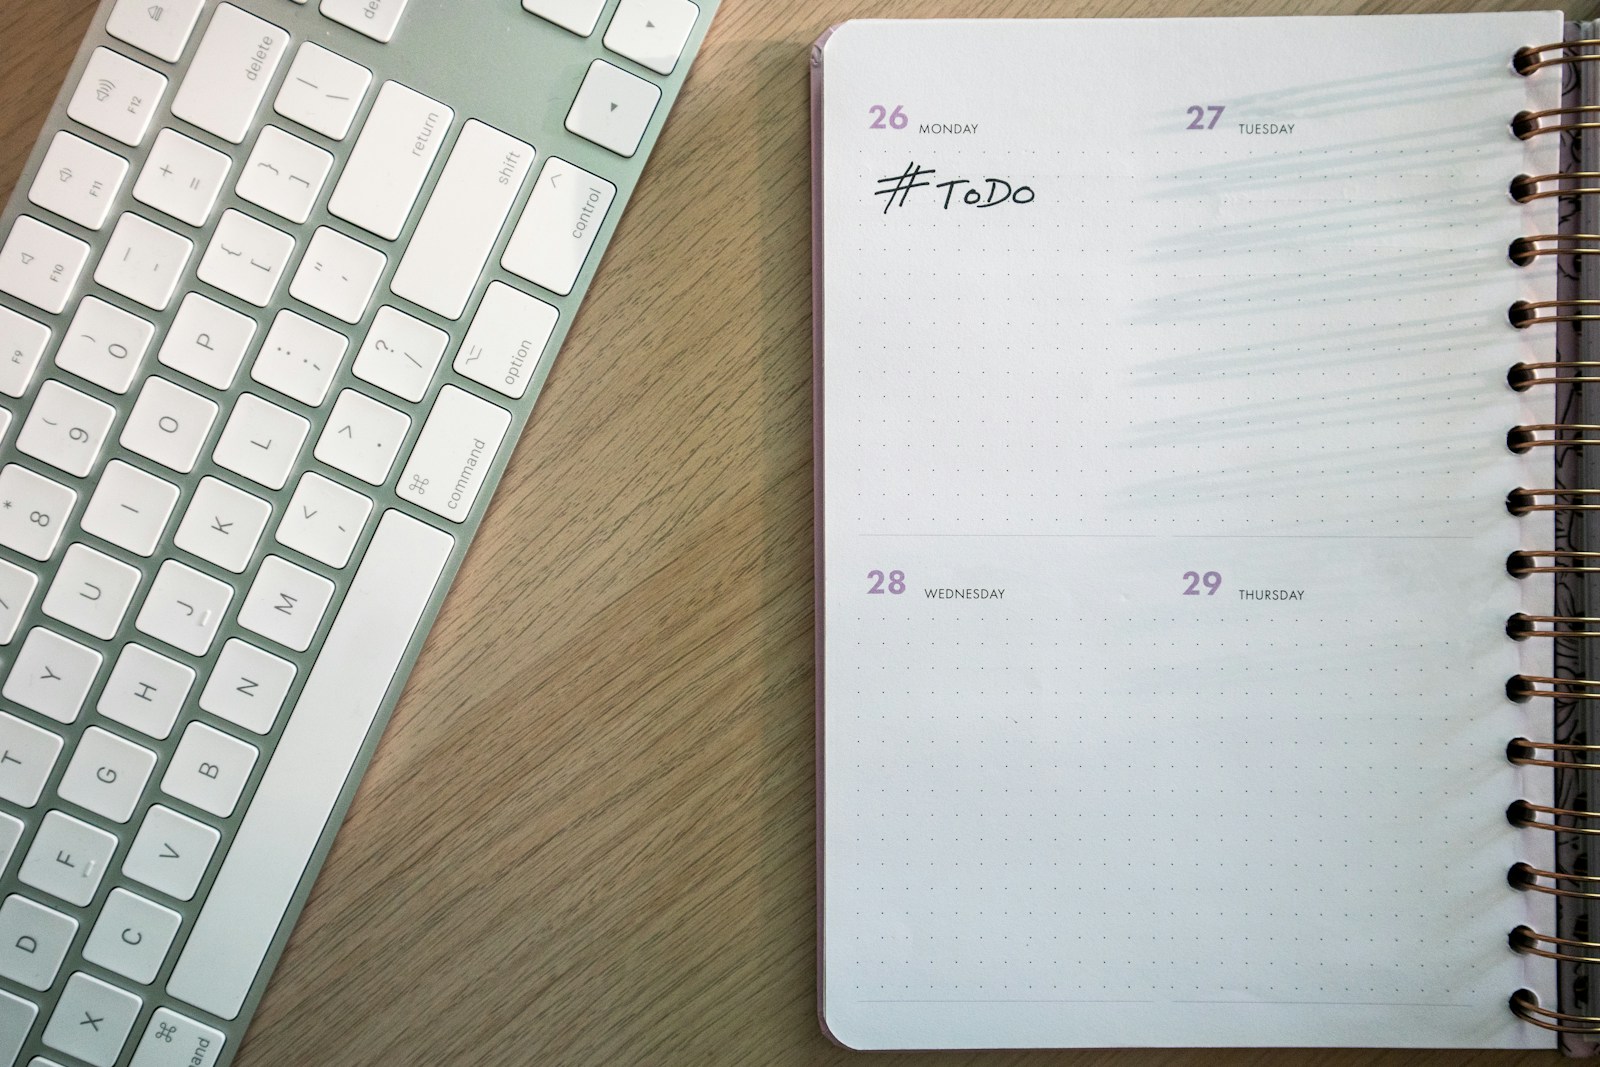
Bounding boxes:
[813,11,1600,1052]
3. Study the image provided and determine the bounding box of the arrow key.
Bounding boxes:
[123,804,221,902]
[565,59,660,158]
[603,0,698,75]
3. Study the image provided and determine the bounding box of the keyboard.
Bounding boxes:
[0,0,717,1063]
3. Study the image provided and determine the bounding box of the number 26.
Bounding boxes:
[868,104,908,130]
[1182,571,1221,595]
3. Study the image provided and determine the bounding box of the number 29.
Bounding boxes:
[1182,570,1221,595]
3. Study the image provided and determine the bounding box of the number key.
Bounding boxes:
[0,464,77,561]
[17,380,116,478]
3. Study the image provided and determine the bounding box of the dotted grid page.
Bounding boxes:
[818,13,1563,1051]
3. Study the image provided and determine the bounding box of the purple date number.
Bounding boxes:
[869,105,909,130]
[1185,105,1226,130]
[1183,571,1222,595]
[868,569,907,595]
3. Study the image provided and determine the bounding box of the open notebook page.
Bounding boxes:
[818,12,1563,1049]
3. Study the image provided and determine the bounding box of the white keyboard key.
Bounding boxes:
[277,472,371,568]
[251,309,347,407]
[198,639,295,734]
[80,460,180,557]
[17,380,116,478]
[321,0,410,43]
[352,306,447,402]
[398,385,511,522]
[98,643,195,740]
[168,511,452,1019]
[604,0,698,74]
[120,376,218,473]
[175,476,271,573]
[132,129,232,227]
[289,226,386,325]
[20,812,117,906]
[136,560,232,656]
[0,560,39,643]
[0,465,75,561]
[315,390,409,485]
[170,4,291,144]
[237,555,334,652]
[0,713,63,806]
[94,212,192,311]
[0,814,21,874]
[55,297,155,394]
[524,0,607,36]
[83,888,181,983]
[0,895,76,991]
[274,43,372,140]
[0,305,50,397]
[107,0,208,62]
[197,209,295,307]
[212,394,310,491]
[503,157,615,297]
[131,1009,225,1067]
[328,81,453,241]
[66,48,167,147]
[566,59,660,157]
[28,132,129,231]
[391,121,534,319]
[57,727,157,823]
[158,292,257,390]
[0,989,37,1064]
[0,216,91,314]
[42,543,142,640]
[236,126,333,225]
[453,281,558,399]
[42,972,141,1067]
[4,628,102,724]
[124,805,220,901]
[161,722,257,817]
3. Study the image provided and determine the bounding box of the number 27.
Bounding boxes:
[1185,105,1225,130]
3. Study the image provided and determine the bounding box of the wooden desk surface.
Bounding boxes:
[2,0,1590,1064]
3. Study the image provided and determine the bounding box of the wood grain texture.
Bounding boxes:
[1,0,1593,1063]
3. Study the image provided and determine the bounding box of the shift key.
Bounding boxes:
[398,386,511,523]
[329,82,454,241]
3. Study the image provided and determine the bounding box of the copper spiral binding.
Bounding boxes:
[1510,301,1600,327]
[1510,738,1600,770]
[1515,40,1600,75]
[1508,551,1600,576]
[1508,614,1600,639]
[1508,425,1600,451]
[1508,41,1600,1035]
[1514,105,1600,139]
[1511,235,1600,264]
[1508,676,1600,701]
[1509,362,1600,390]
[1511,989,1600,1033]
[1513,925,1600,965]
[1513,173,1600,202]
[1510,800,1600,835]
[1511,862,1600,899]
[1508,488,1600,514]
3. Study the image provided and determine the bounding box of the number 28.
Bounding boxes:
[868,569,906,594]
[1183,571,1221,595]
